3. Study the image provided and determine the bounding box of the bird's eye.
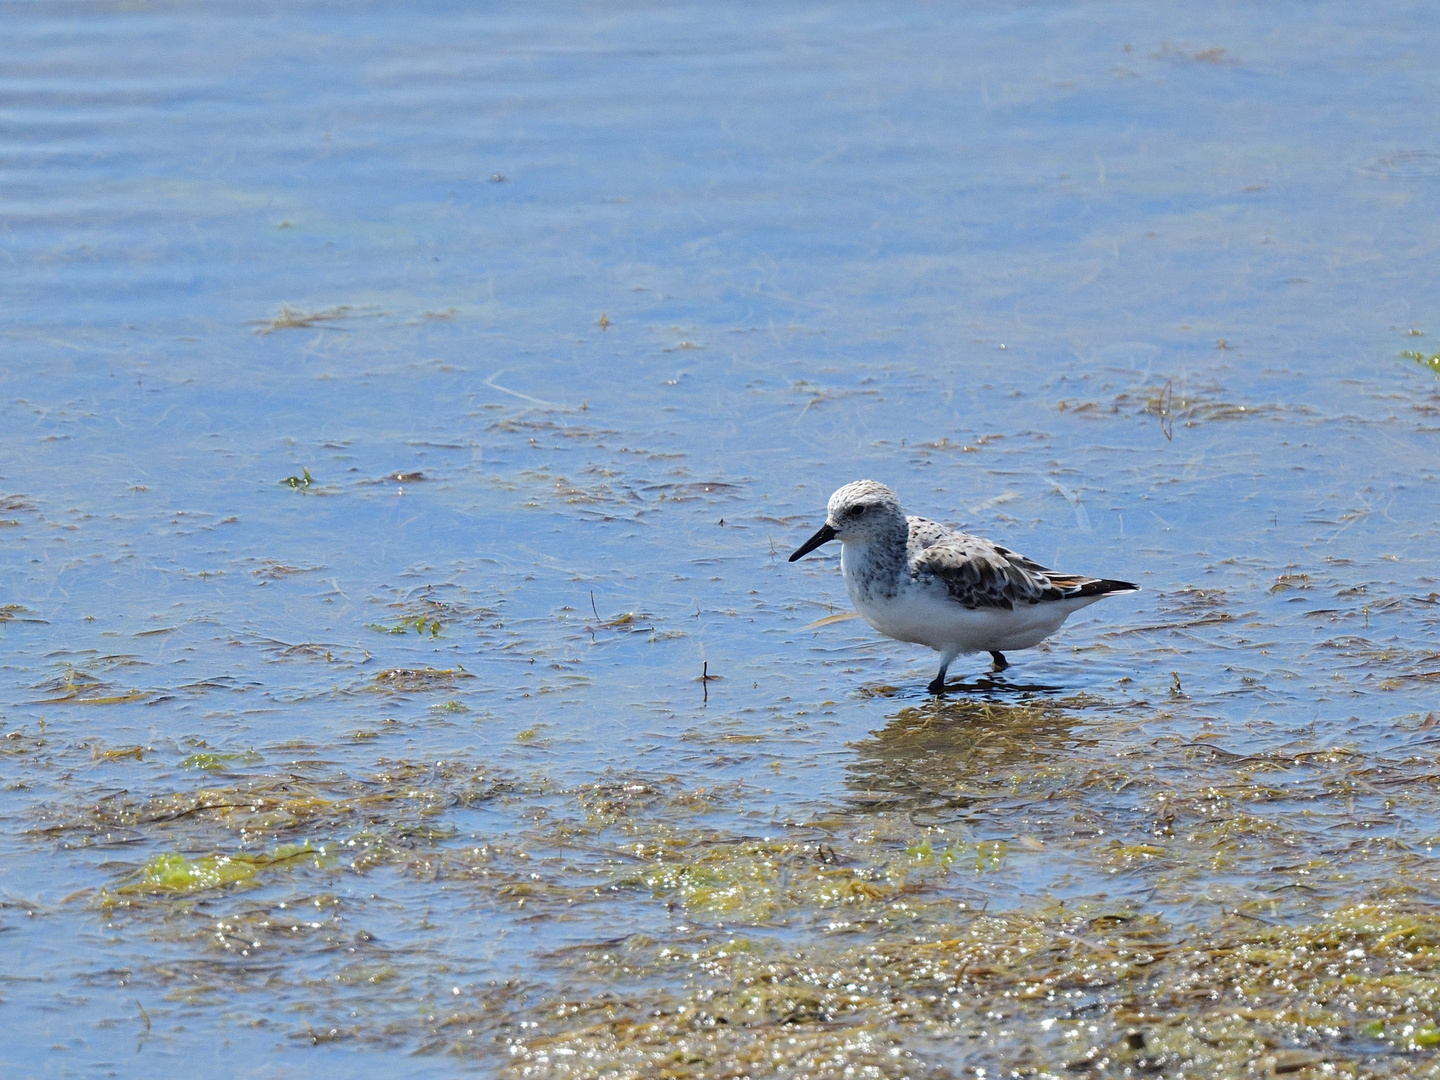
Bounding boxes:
[851,504,866,517]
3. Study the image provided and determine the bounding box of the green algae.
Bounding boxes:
[1402,349,1440,373]
[116,843,327,895]
[279,467,314,489]
[493,898,1440,1078]
[31,666,149,705]
[366,617,443,637]
[25,664,1440,1077]
[177,750,264,770]
[369,666,473,693]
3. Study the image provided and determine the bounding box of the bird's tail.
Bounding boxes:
[1051,575,1140,598]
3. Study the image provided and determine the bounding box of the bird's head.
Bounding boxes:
[789,480,906,561]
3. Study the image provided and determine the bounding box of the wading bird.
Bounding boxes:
[790,480,1138,692]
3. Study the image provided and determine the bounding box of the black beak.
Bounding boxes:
[789,522,837,562]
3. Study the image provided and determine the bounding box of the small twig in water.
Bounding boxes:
[699,661,721,702]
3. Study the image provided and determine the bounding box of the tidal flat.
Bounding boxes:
[3,1,1440,1077]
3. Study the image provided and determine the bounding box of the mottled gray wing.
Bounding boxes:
[910,535,1064,610]
[904,516,956,561]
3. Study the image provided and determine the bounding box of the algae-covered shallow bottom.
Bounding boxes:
[15,691,1440,1077]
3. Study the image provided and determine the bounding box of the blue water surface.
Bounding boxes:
[2,1,1439,1075]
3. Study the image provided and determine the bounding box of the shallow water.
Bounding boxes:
[3,1,1440,1076]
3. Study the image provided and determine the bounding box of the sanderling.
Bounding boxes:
[789,480,1138,693]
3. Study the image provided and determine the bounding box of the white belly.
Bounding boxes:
[853,582,1102,654]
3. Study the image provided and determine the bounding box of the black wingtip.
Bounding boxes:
[1099,579,1140,594]
[1072,578,1140,598]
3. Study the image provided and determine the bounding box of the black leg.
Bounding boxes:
[927,663,950,694]
[990,651,1009,671]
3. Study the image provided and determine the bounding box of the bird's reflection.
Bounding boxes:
[845,694,1096,825]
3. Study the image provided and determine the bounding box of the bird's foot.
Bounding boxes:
[989,651,1009,671]
[927,674,949,695]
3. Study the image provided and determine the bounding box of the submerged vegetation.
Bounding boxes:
[16,677,1440,1076]
[1402,349,1440,373]
[499,900,1440,1078]
[114,843,328,895]
[254,304,360,334]
[367,617,444,637]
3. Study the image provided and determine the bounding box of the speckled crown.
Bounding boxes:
[827,480,902,520]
